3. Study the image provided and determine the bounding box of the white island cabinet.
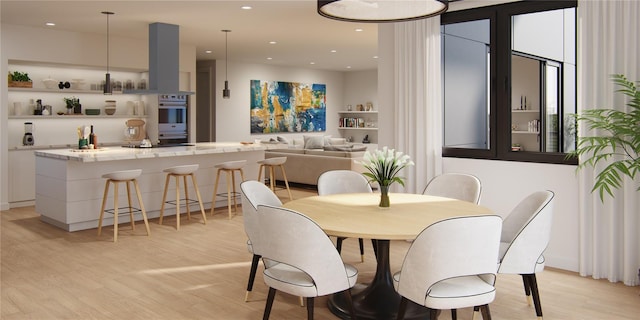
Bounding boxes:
[34,142,276,231]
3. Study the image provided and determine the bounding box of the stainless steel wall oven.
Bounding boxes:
[158,94,188,144]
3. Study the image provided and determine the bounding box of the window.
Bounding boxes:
[441,1,577,164]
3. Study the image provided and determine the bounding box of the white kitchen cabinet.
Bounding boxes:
[8,149,36,206]
[338,111,378,144]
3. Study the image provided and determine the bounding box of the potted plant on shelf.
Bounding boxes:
[8,71,33,88]
[358,147,414,207]
[568,74,640,201]
[63,97,80,115]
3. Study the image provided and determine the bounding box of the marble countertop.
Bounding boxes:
[34,142,285,162]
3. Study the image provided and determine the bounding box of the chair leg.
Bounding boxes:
[258,164,264,184]
[269,166,276,191]
[343,289,357,320]
[358,238,365,262]
[112,182,119,242]
[472,306,480,320]
[190,173,207,224]
[371,239,378,259]
[183,175,191,221]
[396,297,408,320]
[125,181,135,230]
[278,164,293,200]
[429,308,439,320]
[159,174,171,225]
[306,297,314,320]
[97,179,110,237]
[211,169,222,216]
[226,170,233,219]
[527,274,544,319]
[231,170,238,213]
[175,175,181,230]
[263,287,276,320]
[522,274,532,306]
[479,304,492,320]
[245,254,261,302]
[133,179,150,236]
[451,309,457,320]
[336,237,345,254]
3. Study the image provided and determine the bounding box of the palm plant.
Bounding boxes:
[568,74,640,200]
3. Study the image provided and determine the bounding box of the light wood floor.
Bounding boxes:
[2,187,639,320]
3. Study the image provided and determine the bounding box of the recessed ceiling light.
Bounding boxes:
[310,62,316,65]
[269,41,277,45]
[267,57,273,60]
[205,50,212,54]
[346,66,352,69]
[241,5,252,10]
[330,49,337,53]
[355,28,363,32]
[45,22,56,26]
[373,55,378,59]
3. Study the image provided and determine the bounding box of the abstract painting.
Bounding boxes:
[250,80,326,133]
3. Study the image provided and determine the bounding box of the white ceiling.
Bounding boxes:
[1,0,381,71]
[1,1,505,72]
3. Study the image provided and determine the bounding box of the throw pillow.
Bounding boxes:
[303,135,324,149]
[328,137,347,146]
[277,136,289,144]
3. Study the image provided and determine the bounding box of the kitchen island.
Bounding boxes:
[34,142,281,231]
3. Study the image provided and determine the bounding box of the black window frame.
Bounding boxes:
[441,0,578,165]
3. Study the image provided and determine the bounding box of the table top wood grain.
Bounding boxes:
[283,193,494,240]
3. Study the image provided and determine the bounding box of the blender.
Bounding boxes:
[23,122,34,146]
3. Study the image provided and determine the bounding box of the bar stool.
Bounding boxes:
[97,169,150,242]
[159,164,207,230]
[212,160,246,219]
[257,157,293,200]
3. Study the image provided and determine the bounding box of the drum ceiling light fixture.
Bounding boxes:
[317,0,448,23]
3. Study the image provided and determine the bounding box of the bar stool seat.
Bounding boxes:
[98,169,151,242]
[257,157,293,200]
[159,164,207,230]
[212,160,246,219]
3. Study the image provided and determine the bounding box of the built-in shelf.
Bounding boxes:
[337,111,378,114]
[8,87,133,95]
[338,127,378,131]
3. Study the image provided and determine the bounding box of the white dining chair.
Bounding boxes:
[490,190,554,320]
[318,169,374,262]
[239,180,282,302]
[393,215,503,320]
[257,204,358,320]
[422,173,482,204]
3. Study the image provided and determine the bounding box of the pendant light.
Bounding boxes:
[317,0,448,23]
[102,11,114,95]
[222,29,231,99]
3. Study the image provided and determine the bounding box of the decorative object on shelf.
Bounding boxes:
[70,79,86,90]
[102,11,115,95]
[23,122,34,146]
[568,74,640,201]
[42,77,57,89]
[511,143,522,152]
[362,134,370,144]
[58,81,71,89]
[317,0,448,23]
[13,102,22,116]
[63,97,80,115]
[8,71,32,88]
[34,99,43,115]
[357,147,414,208]
[250,79,327,133]
[105,100,116,115]
[347,104,352,111]
[366,101,373,111]
[222,29,231,99]
[85,109,101,116]
[357,104,364,111]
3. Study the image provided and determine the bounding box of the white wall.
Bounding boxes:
[214,60,347,143]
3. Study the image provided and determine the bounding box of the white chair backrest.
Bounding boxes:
[257,205,352,296]
[498,190,554,274]
[396,215,502,306]
[317,170,372,195]
[240,180,283,255]
[422,173,482,204]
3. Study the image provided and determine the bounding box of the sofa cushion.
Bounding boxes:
[303,135,325,149]
[305,149,348,157]
[327,137,347,145]
[323,144,368,152]
[277,136,290,144]
[269,148,306,154]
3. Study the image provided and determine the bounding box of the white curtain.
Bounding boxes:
[393,18,443,194]
[577,0,640,286]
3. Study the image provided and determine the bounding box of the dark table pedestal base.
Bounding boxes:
[328,240,431,320]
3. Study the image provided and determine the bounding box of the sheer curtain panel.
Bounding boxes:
[577,0,640,286]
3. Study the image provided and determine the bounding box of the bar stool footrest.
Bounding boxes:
[164,198,200,207]
[104,207,143,216]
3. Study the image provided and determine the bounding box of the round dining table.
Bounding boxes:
[283,192,494,320]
